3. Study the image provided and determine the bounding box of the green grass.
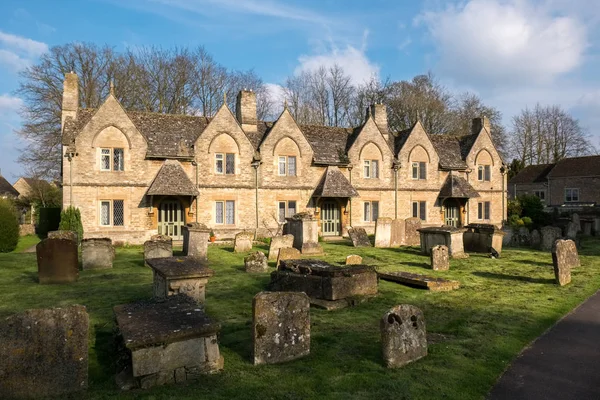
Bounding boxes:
[11,234,41,253]
[1,238,600,399]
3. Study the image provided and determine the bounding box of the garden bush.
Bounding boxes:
[38,207,61,237]
[0,198,19,252]
[58,206,84,244]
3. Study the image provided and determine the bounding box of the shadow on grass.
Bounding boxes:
[16,271,38,284]
[515,259,553,267]
[473,271,555,284]
[403,262,430,270]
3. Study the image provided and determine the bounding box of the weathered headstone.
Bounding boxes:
[530,229,541,249]
[540,226,562,251]
[285,213,323,254]
[144,235,173,261]
[552,239,580,271]
[245,251,268,273]
[374,217,393,248]
[348,227,371,247]
[430,245,449,271]
[183,222,210,260]
[345,254,363,265]
[571,213,581,232]
[276,247,301,267]
[566,221,578,240]
[380,304,427,368]
[404,217,422,246]
[234,231,254,253]
[47,230,78,242]
[253,291,310,365]
[377,271,460,291]
[0,305,88,399]
[594,217,600,236]
[502,227,513,247]
[147,257,214,304]
[268,234,294,261]
[81,238,114,270]
[36,238,79,284]
[390,219,405,247]
[517,227,531,246]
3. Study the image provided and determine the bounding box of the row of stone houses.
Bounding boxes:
[508,155,600,208]
[60,72,507,244]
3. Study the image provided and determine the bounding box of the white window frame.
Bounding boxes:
[363,200,379,222]
[100,148,124,172]
[412,201,427,221]
[278,200,297,222]
[99,199,124,227]
[412,161,426,180]
[215,200,235,225]
[478,165,491,181]
[215,153,235,175]
[363,160,379,179]
[278,156,297,176]
[565,188,580,203]
[534,190,546,201]
[478,201,491,220]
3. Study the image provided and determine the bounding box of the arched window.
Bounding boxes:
[360,142,382,179]
[409,145,429,180]
[93,126,129,172]
[476,150,493,182]
[209,133,239,175]
[274,137,301,177]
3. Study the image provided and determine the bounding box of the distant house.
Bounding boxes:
[13,177,56,224]
[509,155,600,207]
[0,174,19,199]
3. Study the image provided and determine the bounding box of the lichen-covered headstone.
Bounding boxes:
[47,230,78,242]
[253,291,310,365]
[566,221,578,240]
[268,234,294,261]
[374,217,392,248]
[81,238,114,269]
[540,226,562,251]
[517,227,531,246]
[245,251,268,273]
[404,218,422,246]
[144,235,173,261]
[345,254,363,265]
[552,239,580,272]
[276,247,301,267]
[380,304,427,368]
[183,223,210,260]
[36,238,79,284]
[0,305,88,399]
[348,227,371,247]
[530,229,541,249]
[430,245,449,271]
[234,231,254,253]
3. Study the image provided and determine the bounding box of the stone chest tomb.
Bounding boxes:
[418,226,467,258]
[114,296,222,390]
[463,223,504,254]
[146,257,215,303]
[144,234,173,262]
[81,238,114,269]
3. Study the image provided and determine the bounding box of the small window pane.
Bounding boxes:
[364,202,370,222]
[113,148,124,171]
[372,201,379,221]
[419,201,426,221]
[419,162,426,180]
[101,149,110,170]
[216,202,224,224]
[484,202,490,220]
[100,201,110,225]
[484,165,491,181]
[478,166,483,181]
[288,156,296,176]
[478,202,483,219]
[364,161,370,178]
[372,160,379,179]
[279,156,286,175]
[113,200,124,226]
[288,200,297,217]
[278,202,286,222]
[412,202,418,218]
[225,200,235,224]
[226,153,235,174]
[215,154,224,174]
[412,162,418,179]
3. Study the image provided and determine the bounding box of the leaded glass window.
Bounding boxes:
[215,201,224,224]
[225,153,235,174]
[100,201,110,225]
[288,156,296,176]
[225,200,235,224]
[113,200,124,226]
[101,149,110,171]
[113,148,124,171]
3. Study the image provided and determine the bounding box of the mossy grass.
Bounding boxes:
[1,237,599,399]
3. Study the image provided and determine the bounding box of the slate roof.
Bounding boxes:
[0,175,19,197]
[547,155,600,178]
[147,160,199,196]
[301,125,354,165]
[509,164,555,185]
[429,135,469,170]
[439,174,480,198]
[313,166,358,198]
[459,133,479,160]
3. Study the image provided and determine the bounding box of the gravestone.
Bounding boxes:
[380,304,427,368]
[81,238,114,270]
[0,305,88,399]
[572,213,581,232]
[253,291,310,365]
[540,226,562,251]
[234,231,254,253]
[377,271,460,291]
[144,235,173,261]
[517,227,531,246]
[345,254,363,265]
[36,238,79,284]
[530,229,541,249]
[268,234,294,261]
[430,245,449,271]
[47,230,78,242]
[245,251,268,273]
[348,227,371,247]
[390,219,405,247]
[552,239,580,270]
[566,221,578,240]
[595,217,600,236]
[147,257,214,304]
[502,227,513,247]
[285,213,323,254]
[276,247,301,267]
[374,217,393,248]
[183,223,210,260]
[404,218,422,246]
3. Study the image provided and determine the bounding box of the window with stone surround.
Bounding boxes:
[215,200,235,225]
[215,153,235,175]
[363,201,379,222]
[100,148,124,171]
[477,201,490,220]
[278,200,297,222]
[478,165,491,181]
[565,188,580,202]
[99,200,124,226]
[363,160,379,179]
[534,190,546,202]
[412,201,426,221]
[409,145,429,181]
[411,161,426,180]
[278,156,297,176]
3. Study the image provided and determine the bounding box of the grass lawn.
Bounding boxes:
[1,238,599,399]
[12,234,41,253]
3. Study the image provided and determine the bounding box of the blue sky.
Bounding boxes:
[0,0,598,182]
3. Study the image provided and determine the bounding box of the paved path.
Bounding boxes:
[488,290,600,400]
[22,244,37,253]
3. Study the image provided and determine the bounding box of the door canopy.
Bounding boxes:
[312,166,358,198]
[439,174,479,199]
[146,159,199,196]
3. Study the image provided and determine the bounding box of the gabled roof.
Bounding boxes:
[429,135,469,170]
[509,164,555,185]
[313,166,358,198]
[458,133,479,160]
[301,125,354,165]
[147,160,198,196]
[439,174,479,198]
[0,175,18,197]
[547,155,600,178]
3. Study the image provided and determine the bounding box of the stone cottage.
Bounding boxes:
[60,73,507,244]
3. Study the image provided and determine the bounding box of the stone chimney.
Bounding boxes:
[61,72,79,128]
[370,103,389,140]
[471,116,491,135]
[236,90,257,132]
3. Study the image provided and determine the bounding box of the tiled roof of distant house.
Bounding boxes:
[509,164,555,185]
[0,175,19,197]
[547,155,600,178]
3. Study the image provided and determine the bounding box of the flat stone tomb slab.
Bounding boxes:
[378,271,460,292]
[114,296,223,390]
[146,257,215,303]
[270,259,378,309]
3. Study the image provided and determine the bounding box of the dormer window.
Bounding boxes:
[478,165,491,181]
[215,153,235,175]
[278,156,297,176]
[412,162,426,180]
[363,160,379,179]
[100,148,124,171]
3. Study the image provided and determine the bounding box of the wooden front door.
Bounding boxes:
[444,199,460,227]
[158,199,184,240]
[321,201,340,236]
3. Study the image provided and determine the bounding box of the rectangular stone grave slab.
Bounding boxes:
[0,305,88,399]
[375,217,393,248]
[348,227,372,247]
[268,234,294,261]
[146,256,215,303]
[285,213,323,254]
[418,227,468,258]
[183,223,210,260]
[81,238,114,269]
[463,223,505,254]
[253,291,310,365]
[114,295,223,390]
[378,271,460,292]
[381,304,427,368]
[36,238,79,284]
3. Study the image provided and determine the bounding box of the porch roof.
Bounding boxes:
[147,159,199,196]
[439,174,480,199]
[313,166,359,198]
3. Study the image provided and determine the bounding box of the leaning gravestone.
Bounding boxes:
[345,254,363,265]
[234,231,254,253]
[144,235,173,261]
[268,234,294,261]
[404,218,422,246]
[552,239,580,270]
[36,238,79,284]
[374,217,393,248]
[530,229,541,249]
[348,227,372,247]
[380,304,427,368]
[253,291,310,365]
[245,251,268,273]
[276,247,301,267]
[566,221,578,240]
[430,245,449,271]
[0,305,88,399]
[81,238,114,270]
[540,226,562,251]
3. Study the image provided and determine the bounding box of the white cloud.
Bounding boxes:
[417,0,587,86]
[0,94,23,116]
[0,30,48,71]
[264,83,286,116]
